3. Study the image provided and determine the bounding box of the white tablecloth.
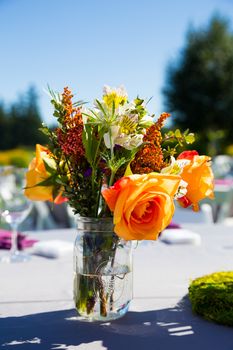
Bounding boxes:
[1,224,233,349]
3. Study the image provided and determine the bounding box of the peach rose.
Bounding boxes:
[177,150,214,211]
[24,144,65,203]
[102,173,181,240]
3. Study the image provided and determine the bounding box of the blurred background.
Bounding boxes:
[1,0,233,162]
[1,0,233,229]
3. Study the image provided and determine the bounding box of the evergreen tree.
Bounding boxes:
[0,86,47,150]
[163,15,233,154]
[0,102,11,150]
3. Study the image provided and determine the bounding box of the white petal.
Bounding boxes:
[110,125,120,139]
[104,133,111,149]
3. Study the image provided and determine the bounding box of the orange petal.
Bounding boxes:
[102,177,131,211]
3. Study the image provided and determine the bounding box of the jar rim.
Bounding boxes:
[76,216,113,223]
[76,216,114,232]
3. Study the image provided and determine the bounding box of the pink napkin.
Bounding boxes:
[167,221,181,229]
[0,229,38,250]
[215,179,233,186]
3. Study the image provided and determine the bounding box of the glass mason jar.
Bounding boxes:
[73,217,133,321]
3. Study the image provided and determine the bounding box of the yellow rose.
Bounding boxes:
[102,173,181,240]
[177,151,214,211]
[24,144,64,203]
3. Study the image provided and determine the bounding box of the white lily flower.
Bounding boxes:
[176,158,190,169]
[103,125,120,149]
[161,157,190,175]
[118,101,135,115]
[174,180,188,199]
[115,133,143,150]
[126,134,144,149]
[161,157,180,175]
[103,85,128,99]
[102,85,128,109]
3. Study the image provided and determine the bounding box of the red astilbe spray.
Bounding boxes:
[56,87,85,162]
[131,113,170,174]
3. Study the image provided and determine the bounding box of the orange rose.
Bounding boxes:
[102,173,181,240]
[177,151,214,211]
[24,144,65,203]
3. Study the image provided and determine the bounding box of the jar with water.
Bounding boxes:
[73,217,133,321]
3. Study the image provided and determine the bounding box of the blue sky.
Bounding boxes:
[1,0,233,124]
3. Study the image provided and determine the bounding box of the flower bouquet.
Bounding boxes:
[25,85,214,320]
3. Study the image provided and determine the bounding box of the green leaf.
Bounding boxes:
[185,133,195,144]
[112,100,115,118]
[166,131,174,137]
[82,124,93,164]
[174,129,182,138]
[145,96,153,106]
[55,176,68,186]
[25,176,55,188]
[95,99,107,117]
[73,100,87,107]
[134,97,144,106]
[39,124,51,137]
[43,158,57,174]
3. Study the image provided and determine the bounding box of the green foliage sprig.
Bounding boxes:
[162,128,195,158]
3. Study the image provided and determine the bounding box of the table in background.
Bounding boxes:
[212,181,233,222]
[1,224,233,350]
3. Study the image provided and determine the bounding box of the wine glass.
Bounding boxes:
[0,167,32,263]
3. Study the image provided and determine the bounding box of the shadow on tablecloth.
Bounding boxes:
[0,296,232,350]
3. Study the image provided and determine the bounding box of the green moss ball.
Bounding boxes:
[189,271,233,327]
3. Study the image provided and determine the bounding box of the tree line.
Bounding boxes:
[0,86,47,150]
